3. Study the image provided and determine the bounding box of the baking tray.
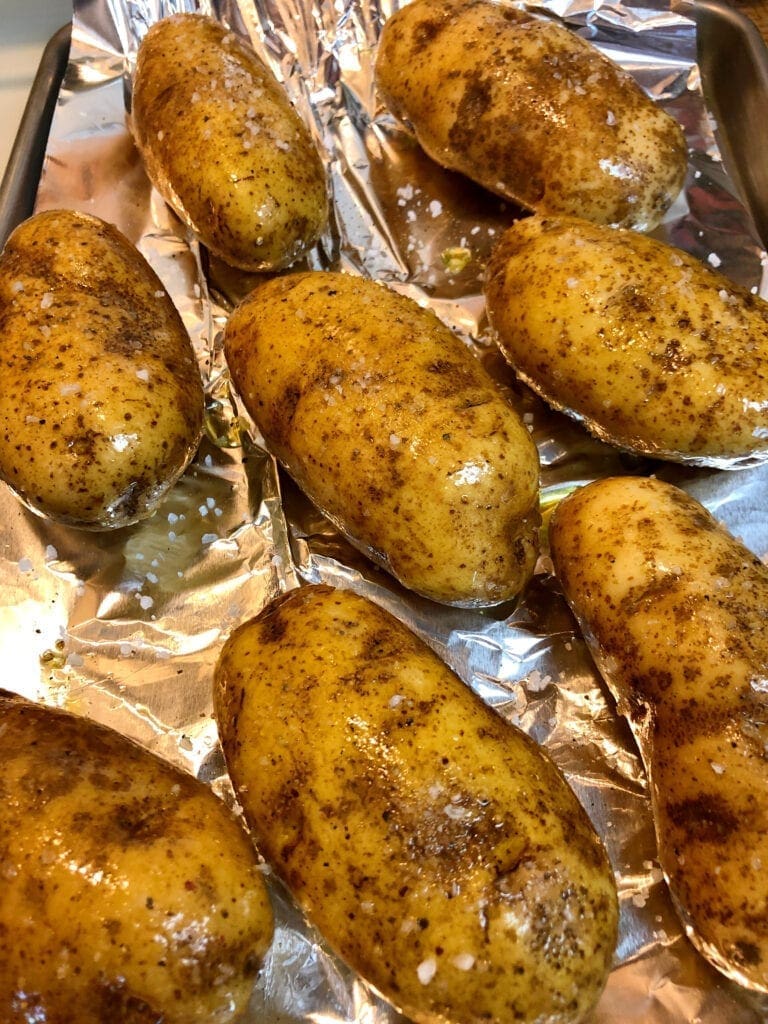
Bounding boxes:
[1,4,768,1023]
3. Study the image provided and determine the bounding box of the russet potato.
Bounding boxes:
[131,13,328,271]
[215,584,619,1024]
[549,476,768,992]
[0,692,274,1023]
[0,209,204,528]
[224,270,540,607]
[485,214,768,467]
[375,0,686,231]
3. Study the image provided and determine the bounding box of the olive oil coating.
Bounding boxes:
[132,13,328,271]
[550,476,768,992]
[0,209,204,528]
[376,0,686,230]
[0,694,274,1023]
[224,271,540,607]
[485,214,768,467]
[215,584,619,1024]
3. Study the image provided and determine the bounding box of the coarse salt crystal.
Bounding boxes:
[45,545,58,560]
[428,200,442,218]
[136,368,150,382]
[40,291,54,309]
[707,252,722,268]
[60,383,80,396]
[711,762,725,774]
[139,595,154,610]
[417,958,437,985]
[11,281,24,293]
[18,557,34,573]
[390,433,401,446]
[453,953,475,971]
[202,532,218,544]
[444,803,468,820]
[606,109,616,125]
[389,694,404,708]
[199,504,209,517]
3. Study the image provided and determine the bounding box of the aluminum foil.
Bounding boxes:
[8,0,768,1019]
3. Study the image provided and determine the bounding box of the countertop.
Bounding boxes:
[0,0,72,177]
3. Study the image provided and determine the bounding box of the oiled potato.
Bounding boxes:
[485,214,768,467]
[375,0,686,231]
[132,13,328,271]
[224,271,540,606]
[549,476,768,992]
[0,692,274,1023]
[215,584,618,1024]
[0,209,204,528]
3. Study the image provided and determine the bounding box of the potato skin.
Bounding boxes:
[132,13,328,271]
[549,476,768,992]
[215,584,618,1024]
[0,209,204,528]
[0,693,274,1024]
[375,0,686,231]
[224,271,540,606]
[485,214,768,467]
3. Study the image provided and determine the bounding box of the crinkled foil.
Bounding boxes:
[8,0,768,1019]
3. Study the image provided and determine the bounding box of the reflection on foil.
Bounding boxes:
[8,0,768,1020]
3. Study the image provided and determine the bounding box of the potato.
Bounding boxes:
[0,691,274,1023]
[131,13,328,271]
[375,0,686,231]
[0,209,204,528]
[224,270,540,606]
[215,584,619,1024]
[549,475,768,993]
[485,214,768,468]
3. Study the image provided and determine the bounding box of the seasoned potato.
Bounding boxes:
[375,0,686,231]
[485,214,768,467]
[224,270,540,606]
[0,209,204,528]
[549,476,768,993]
[215,584,619,1024]
[131,13,328,271]
[0,692,274,1023]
